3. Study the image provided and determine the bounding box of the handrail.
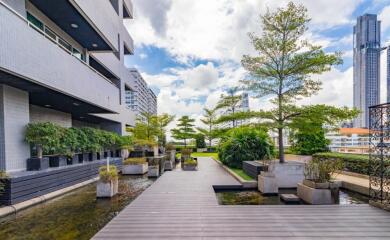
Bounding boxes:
[0,1,116,86]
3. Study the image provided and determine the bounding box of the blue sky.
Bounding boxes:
[123,0,390,128]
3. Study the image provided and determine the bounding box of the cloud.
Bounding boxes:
[139,53,148,59]
[176,62,219,90]
[379,6,390,33]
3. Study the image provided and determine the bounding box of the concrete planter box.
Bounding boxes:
[148,166,159,177]
[121,149,129,159]
[122,163,148,175]
[258,172,278,194]
[49,156,67,168]
[303,179,329,189]
[164,160,174,170]
[96,178,118,198]
[268,161,305,188]
[183,164,197,171]
[297,183,332,205]
[26,157,49,171]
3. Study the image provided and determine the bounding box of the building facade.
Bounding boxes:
[125,68,157,121]
[353,14,381,128]
[326,128,369,154]
[0,0,136,173]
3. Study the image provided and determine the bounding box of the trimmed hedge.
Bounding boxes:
[313,152,370,175]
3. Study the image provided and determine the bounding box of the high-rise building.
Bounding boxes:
[125,68,157,121]
[353,14,381,128]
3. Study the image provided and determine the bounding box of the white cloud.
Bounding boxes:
[379,6,390,33]
[139,53,148,59]
[176,62,219,90]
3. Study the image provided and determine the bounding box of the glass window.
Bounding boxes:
[27,12,43,31]
[58,37,72,52]
[44,26,56,41]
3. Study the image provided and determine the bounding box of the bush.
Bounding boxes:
[290,129,330,155]
[123,158,146,165]
[0,171,8,194]
[195,134,206,148]
[313,152,370,175]
[184,159,197,166]
[99,165,118,182]
[218,127,274,169]
[181,148,193,155]
[304,158,343,182]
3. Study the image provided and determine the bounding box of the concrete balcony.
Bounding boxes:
[0,3,120,114]
[123,0,134,19]
[122,25,134,55]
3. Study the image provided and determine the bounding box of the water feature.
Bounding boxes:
[0,175,155,240]
[215,188,369,205]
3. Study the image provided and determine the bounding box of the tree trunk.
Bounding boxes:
[184,139,187,148]
[37,145,43,159]
[278,128,285,163]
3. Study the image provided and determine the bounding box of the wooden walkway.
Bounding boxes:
[93,157,390,239]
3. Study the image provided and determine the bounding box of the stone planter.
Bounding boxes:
[72,154,80,164]
[164,159,174,170]
[183,164,197,171]
[148,166,159,177]
[297,183,332,205]
[258,172,278,194]
[26,157,49,171]
[268,161,305,188]
[122,163,148,175]
[121,149,129,159]
[303,179,329,189]
[49,155,67,168]
[96,178,118,198]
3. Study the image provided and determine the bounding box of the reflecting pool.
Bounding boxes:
[0,175,154,240]
[215,188,369,205]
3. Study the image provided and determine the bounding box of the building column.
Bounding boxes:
[0,85,30,172]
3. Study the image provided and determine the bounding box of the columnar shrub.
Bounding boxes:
[218,127,274,169]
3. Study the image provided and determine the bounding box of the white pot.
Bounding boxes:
[297,183,332,205]
[258,174,278,194]
[122,163,148,175]
[96,178,118,198]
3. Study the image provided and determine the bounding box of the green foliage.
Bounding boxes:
[218,127,274,169]
[240,2,342,162]
[99,165,118,182]
[123,157,146,165]
[195,134,206,148]
[171,116,196,147]
[25,122,64,157]
[313,152,371,175]
[290,129,330,155]
[197,107,218,147]
[0,170,8,194]
[130,112,159,146]
[184,159,197,166]
[156,113,175,148]
[118,135,133,149]
[304,158,344,183]
[181,148,193,156]
[165,143,175,151]
[214,87,243,128]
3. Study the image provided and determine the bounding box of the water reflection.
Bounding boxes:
[0,175,154,240]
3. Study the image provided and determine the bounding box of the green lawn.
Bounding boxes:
[178,152,254,181]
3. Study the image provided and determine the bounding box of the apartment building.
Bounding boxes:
[125,68,157,121]
[326,128,370,154]
[0,0,138,170]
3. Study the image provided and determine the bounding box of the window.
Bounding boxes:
[27,12,43,31]
[58,37,72,52]
[44,26,56,41]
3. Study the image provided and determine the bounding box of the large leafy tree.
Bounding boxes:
[197,107,218,147]
[171,116,196,147]
[241,2,342,163]
[131,112,159,146]
[156,113,175,148]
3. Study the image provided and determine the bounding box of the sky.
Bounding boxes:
[123,0,390,135]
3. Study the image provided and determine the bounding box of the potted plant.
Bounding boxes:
[147,157,160,177]
[96,165,118,198]
[181,148,192,164]
[297,158,343,204]
[0,171,9,198]
[81,127,101,161]
[183,159,197,171]
[25,122,62,171]
[122,157,148,175]
[164,144,176,170]
[119,135,133,159]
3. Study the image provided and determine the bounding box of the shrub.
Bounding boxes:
[304,158,343,183]
[290,129,330,155]
[123,158,146,165]
[181,148,193,155]
[184,159,197,166]
[0,171,8,194]
[165,143,175,151]
[218,127,274,169]
[195,134,206,148]
[313,152,370,175]
[25,122,64,158]
[99,165,118,182]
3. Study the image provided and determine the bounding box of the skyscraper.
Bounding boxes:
[353,14,381,128]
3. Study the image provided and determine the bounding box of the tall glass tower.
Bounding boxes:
[353,14,381,128]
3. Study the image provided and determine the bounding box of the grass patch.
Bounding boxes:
[230,168,254,181]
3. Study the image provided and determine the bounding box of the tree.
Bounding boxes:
[289,105,359,155]
[195,133,206,148]
[215,87,243,128]
[241,2,342,163]
[171,116,196,147]
[197,107,218,147]
[156,113,175,148]
[131,112,159,147]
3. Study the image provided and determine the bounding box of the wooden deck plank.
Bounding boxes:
[93,157,390,239]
